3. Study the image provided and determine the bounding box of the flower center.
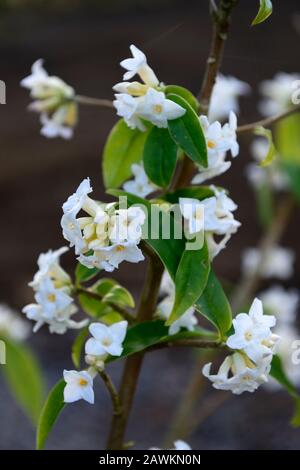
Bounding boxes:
[47,293,56,302]
[207,140,216,149]
[153,104,163,114]
[102,337,113,347]
[78,378,88,386]
[244,330,253,341]
[116,244,125,252]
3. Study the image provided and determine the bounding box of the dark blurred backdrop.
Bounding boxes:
[1,0,300,450]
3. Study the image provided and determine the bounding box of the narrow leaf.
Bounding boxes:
[167,242,210,325]
[167,94,207,167]
[71,326,90,369]
[163,186,215,204]
[254,126,277,167]
[36,379,65,450]
[252,0,273,25]
[165,85,199,113]
[143,126,177,188]
[75,262,99,284]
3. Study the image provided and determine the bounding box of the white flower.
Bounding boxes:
[63,369,95,404]
[113,81,149,96]
[78,242,144,272]
[209,74,250,121]
[113,93,146,131]
[85,321,128,357]
[137,88,186,128]
[192,112,239,184]
[259,72,300,116]
[157,296,197,335]
[30,246,70,289]
[34,277,73,319]
[246,139,289,190]
[23,302,86,334]
[160,270,175,297]
[260,285,299,325]
[226,298,278,363]
[123,163,156,198]
[120,44,159,86]
[109,206,146,243]
[203,352,271,395]
[0,304,30,341]
[179,198,204,235]
[242,246,295,280]
[62,178,93,216]
[21,59,77,138]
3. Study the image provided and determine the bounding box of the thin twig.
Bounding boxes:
[98,369,123,416]
[75,287,135,324]
[75,94,114,108]
[237,104,300,134]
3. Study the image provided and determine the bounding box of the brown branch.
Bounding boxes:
[106,252,164,450]
[237,104,300,134]
[75,287,135,324]
[98,369,122,417]
[75,95,114,108]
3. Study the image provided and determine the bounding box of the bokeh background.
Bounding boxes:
[1,0,300,449]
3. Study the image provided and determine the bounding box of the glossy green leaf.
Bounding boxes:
[92,278,118,296]
[167,94,207,167]
[195,270,232,338]
[78,291,110,317]
[36,379,65,450]
[252,0,273,25]
[107,320,216,362]
[254,126,277,167]
[165,85,199,113]
[107,189,186,278]
[75,262,99,284]
[163,186,215,204]
[71,326,90,369]
[143,126,177,188]
[270,355,300,426]
[167,242,210,325]
[102,119,150,189]
[102,285,135,309]
[2,337,45,425]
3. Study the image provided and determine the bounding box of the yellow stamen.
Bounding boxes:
[207,140,216,149]
[116,245,125,252]
[47,294,56,302]
[79,378,88,386]
[153,104,163,114]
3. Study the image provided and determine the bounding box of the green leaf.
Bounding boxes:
[167,94,207,167]
[2,337,45,425]
[102,285,135,309]
[163,186,215,204]
[107,320,216,362]
[143,126,177,188]
[78,291,109,317]
[195,270,232,338]
[254,126,277,167]
[252,0,273,25]
[71,326,90,369]
[270,355,300,426]
[167,242,210,325]
[75,262,99,284]
[255,182,274,229]
[102,119,150,189]
[165,85,199,113]
[107,189,186,278]
[92,278,118,296]
[282,162,300,203]
[36,379,65,450]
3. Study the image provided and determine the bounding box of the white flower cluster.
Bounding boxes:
[259,72,300,116]
[209,74,251,122]
[179,186,240,258]
[242,245,295,280]
[0,304,30,341]
[260,285,300,387]
[203,298,280,394]
[21,59,77,139]
[192,111,239,184]
[61,178,145,271]
[113,44,186,130]
[123,162,157,198]
[246,138,289,191]
[157,271,198,335]
[64,320,128,404]
[22,247,86,334]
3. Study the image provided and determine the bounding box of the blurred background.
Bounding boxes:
[1,0,300,450]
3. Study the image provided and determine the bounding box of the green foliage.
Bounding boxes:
[167,94,208,167]
[143,126,177,188]
[165,85,199,113]
[167,242,210,325]
[254,126,277,167]
[270,355,300,426]
[1,337,45,425]
[195,270,232,338]
[102,119,150,189]
[252,0,273,25]
[75,262,99,284]
[255,182,274,229]
[163,186,215,203]
[36,379,65,450]
[71,326,90,369]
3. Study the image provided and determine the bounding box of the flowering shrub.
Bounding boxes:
[16,0,300,450]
